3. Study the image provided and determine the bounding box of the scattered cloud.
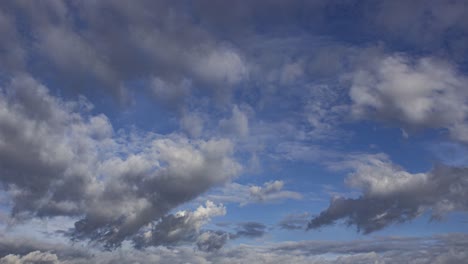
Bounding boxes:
[202,181,302,206]
[279,213,311,230]
[349,54,468,142]
[309,154,468,233]
[0,0,467,260]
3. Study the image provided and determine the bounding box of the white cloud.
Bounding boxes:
[350,54,468,142]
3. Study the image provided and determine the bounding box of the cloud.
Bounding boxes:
[202,181,302,206]
[278,213,311,230]
[0,0,251,104]
[349,54,468,142]
[309,154,468,233]
[196,231,230,252]
[0,251,59,264]
[249,180,302,203]
[219,105,249,137]
[233,222,267,238]
[2,233,468,264]
[133,201,226,248]
[0,75,241,249]
[369,0,468,60]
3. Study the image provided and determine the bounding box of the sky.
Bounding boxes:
[0,1,468,263]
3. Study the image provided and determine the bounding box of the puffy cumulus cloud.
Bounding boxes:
[72,135,240,248]
[0,75,241,249]
[0,251,59,264]
[309,154,468,233]
[3,233,467,264]
[0,75,112,218]
[133,201,226,248]
[349,54,468,142]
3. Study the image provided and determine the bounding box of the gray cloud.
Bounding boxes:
[2,0,466,106]
[132,201,226,249]
[233,222,267,238]
[0,75,241,249]
[0,0,250,104]
[2,233,468,264]
[1,0,468,259]
[309,154,468,233]
[196,231,229,252]
[279,213,310,230]
[219,105,249,138]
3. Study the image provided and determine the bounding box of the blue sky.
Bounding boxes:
[0,1,468,263]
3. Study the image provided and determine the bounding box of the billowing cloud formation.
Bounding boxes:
[0,75,241,248]
[133,201,226,248]
[350,54,468,142]
[309,154,468,233]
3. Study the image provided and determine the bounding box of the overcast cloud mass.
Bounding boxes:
[0,1,467,263]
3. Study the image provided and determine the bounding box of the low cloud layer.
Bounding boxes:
[1,233,467,264]
[309,154,468,233]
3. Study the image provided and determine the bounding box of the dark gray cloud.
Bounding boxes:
[309,154,468,233]
[233,222,267,238]
[196,231,229,252]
